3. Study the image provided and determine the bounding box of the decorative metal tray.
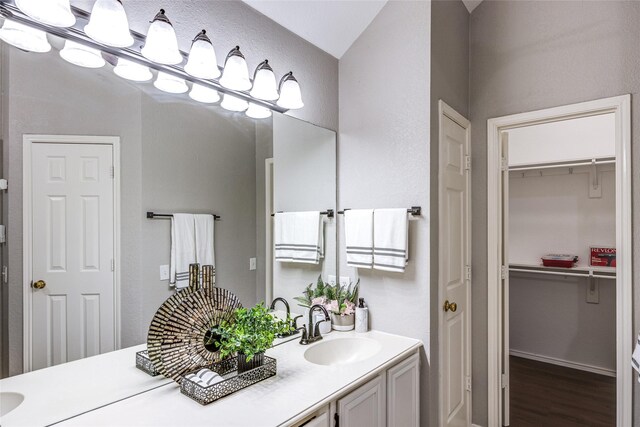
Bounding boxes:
[136,350,159,376]
[180,356,277,405]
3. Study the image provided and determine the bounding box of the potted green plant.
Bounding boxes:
[211,303,290,373]
[295,276,360,332]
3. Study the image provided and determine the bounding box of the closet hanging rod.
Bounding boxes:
[509,267,615,280]
[337,206,422,216]
[270,209,335,218]
[146,212,221,220]
[508,157,615,172]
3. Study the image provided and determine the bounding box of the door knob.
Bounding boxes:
[443,300,457,312]
[32,280,46,289]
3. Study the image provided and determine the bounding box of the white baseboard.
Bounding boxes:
[472,424,484,427]
[509,349,616,377]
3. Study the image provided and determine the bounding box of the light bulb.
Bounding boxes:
[154,71,188,94]
[60,40,105,68]
[246,103,271,119]
[141,9,183,65]
[250,60,279,101]
[189,84,220,104]
[220,94,248,112]
[219,46,251,91]
[114,58,152,82]
[84,0,134,48]
[0,19,51,53]
[277,71,304,109]
[184,30,220,79]
[16,0,76,27]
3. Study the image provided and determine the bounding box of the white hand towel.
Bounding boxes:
[373,208,409,272]
[194,214,216,281]
[344,209,374,269]
[170,214,196,289]
[632,332,640,383]
[274,211,322,264]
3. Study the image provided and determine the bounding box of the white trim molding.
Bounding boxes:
[22,134,122,372]
[486,95,632,427]
[509,349,616,378]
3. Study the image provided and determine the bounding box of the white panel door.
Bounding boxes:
[31,142,115,370]
[439,102,471,427]
[337,375,385,427]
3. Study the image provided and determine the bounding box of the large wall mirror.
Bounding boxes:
[0,32,336,379]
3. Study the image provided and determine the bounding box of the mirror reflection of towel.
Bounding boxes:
[195,214,215,276]
[274,212,323,264]
[170,214,196,289]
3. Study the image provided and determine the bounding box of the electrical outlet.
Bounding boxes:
[339,276,351,287]
[327,275,337,286]
[159,265,170,281]
[249,257,257,271]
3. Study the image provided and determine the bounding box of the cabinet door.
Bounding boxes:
[387,353,420,427]
[295,406,330,427]
[337,375,385,427]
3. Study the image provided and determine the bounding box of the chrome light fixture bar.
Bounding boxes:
[0,1,288,114]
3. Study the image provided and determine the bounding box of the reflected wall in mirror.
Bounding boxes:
[0,35,336,379]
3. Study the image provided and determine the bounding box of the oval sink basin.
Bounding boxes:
[304,337,381,366]
[0,392,25,417]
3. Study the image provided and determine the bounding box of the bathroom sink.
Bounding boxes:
[304,337,381,366]
[0,392,24,417]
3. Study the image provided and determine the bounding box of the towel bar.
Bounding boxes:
[270,209,334,218]
[146,212,221,220]
[337,206,422,216]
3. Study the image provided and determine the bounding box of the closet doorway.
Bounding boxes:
[486,96,632,427]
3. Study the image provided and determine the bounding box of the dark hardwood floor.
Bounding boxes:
[509,356,616,427]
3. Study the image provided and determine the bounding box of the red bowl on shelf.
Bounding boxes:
[541,254,578,268]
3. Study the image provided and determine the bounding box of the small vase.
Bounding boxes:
[331,313,355,331]
[237,352,264,373]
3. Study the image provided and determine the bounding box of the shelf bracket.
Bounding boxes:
[586,270,600,304]
[589,159,602,198]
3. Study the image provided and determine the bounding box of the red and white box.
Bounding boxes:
[590,246,616,268]
[541,254,578,268]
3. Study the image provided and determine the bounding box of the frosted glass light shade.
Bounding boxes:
[114,58,152,82]
[184,30,220,79]
[154,71,188,94]
[246,103,271,119]
[189,84,220,104]
[141,9,182,65]
[249,60,278,101]
[84,0,134,47]
[60,40,105,68]
[220,94,248,112]
[219,46,251,91]
[0,19,51,53]
[277,71,304,109]
[16,0,76,27]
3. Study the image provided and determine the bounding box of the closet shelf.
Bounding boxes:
[509,263,616,280]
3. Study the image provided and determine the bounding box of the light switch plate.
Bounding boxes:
[249,258,257,271]
[159,265,170,281]
[339,276,351,287]
[327,275,337,286]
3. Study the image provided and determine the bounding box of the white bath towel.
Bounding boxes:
[170,214,196,289]
[274,211,323,264]
[632,332,640,383]
[344,209,374,269]
[373,208,409,272]
[194,214,216,282]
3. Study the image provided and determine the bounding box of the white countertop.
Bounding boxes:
[56,330,421,427]
[0,345,171,427]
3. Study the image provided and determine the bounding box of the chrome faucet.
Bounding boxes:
[299,304,330,345]
[270,297,302,337]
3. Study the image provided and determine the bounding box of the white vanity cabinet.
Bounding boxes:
[333,352,420,427]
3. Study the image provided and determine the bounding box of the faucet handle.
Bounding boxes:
[291,314,303,331]
[298,325,308,345]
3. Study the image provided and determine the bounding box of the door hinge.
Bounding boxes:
[500,265,508,280]
[500,157,508,171]
[466,375,472,391]
[501,373,507,389]
[2,266,7,284]
[464,155,471,171]
[334,413,339,427]
[465,265,472,281]
[110,166,115,179]
[111,259,115,272]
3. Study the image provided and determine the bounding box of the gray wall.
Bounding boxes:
[469,1,640,425]
[338,2,431,426]
[429,1,469,426]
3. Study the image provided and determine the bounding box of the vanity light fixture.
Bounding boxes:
[15,0,75,27]
[219,46,251,91]
[249,60,279,101]
[184,30,220,79]
[60,40,105,68]
[84,0,134,48]
[277,71,304,110]
[189,83,221,104]
[221,93,249,112]
[0,19,51,53]
[113,58,153,82]
[141,9,182,65]
[246,103,272,119]
[154,71,188,94]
